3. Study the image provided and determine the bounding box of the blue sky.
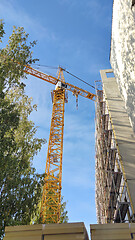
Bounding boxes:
[0,0,113,237]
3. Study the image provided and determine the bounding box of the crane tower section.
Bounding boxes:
[41,68,66,223]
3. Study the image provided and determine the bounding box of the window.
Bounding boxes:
[132,0,135,7]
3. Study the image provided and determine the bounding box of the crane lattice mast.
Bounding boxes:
[41,68,66,223]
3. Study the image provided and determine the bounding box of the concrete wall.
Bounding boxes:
[90,223,135,240]
[4,222,89,240]
[110,0,135,132]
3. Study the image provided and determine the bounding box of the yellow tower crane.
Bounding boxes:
[24,65,96,224]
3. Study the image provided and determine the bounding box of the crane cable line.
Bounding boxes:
[63,69,96,90]
[32,63,96,90]
[32,63,58,70]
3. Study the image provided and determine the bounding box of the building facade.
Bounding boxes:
[95,70,135,224]
[95,0,135,224]
[110,0,135,132]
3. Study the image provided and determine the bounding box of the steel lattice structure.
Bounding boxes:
[23,65,96,223]
[41,69,65,223]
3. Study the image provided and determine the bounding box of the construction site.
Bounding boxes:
[2,0,135,240]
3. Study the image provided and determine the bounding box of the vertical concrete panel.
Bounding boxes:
[110,0,135,132]
[90,223,135,240]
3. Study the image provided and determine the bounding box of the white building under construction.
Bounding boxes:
[95,0,135,225]
[95,69,135,224]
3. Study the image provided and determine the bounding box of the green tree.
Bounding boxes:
[0,20,45,239]
[31,195,68,225]
[0,20,68,240]
[60,197,68,223]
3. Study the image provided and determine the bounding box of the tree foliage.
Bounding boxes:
[0,20,68,240]
[0,21,45,239]
[31,194,68,225]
